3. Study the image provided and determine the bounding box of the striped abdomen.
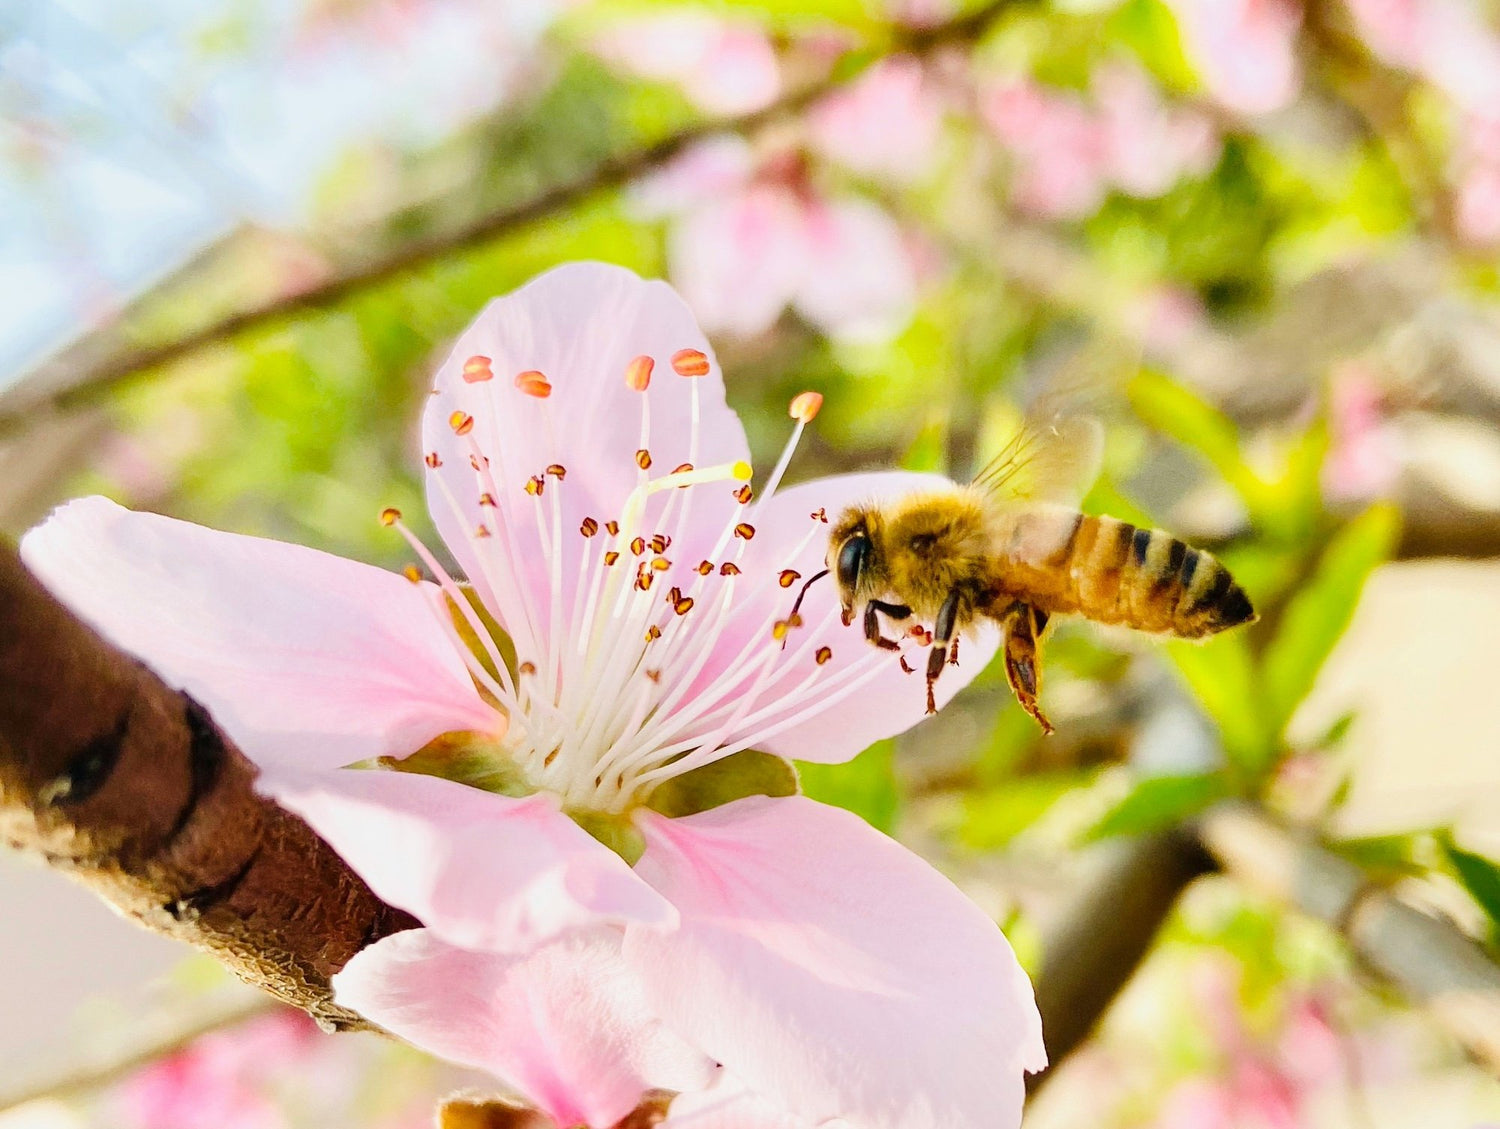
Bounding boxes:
[995,509,1255,637]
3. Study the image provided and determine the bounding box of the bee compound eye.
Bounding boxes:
[836,534,869,589]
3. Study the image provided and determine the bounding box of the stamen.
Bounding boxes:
[479,493,496,507]
[734,523,756,540]
[696,560,714,575]
[463,355,494,383]
[379,507,402,527]
[402,565,422,584]
[514,370,552,398]
[719,562,741,576]
[779,569,801,588]
[625,355,654,391]
[425,452,443,468]
[546,464,567,479]
[671,348,710,377]
[816,647,833,665]
[449,412,475,436]
[789,391,823,423]
[636,449,653,470]
[581,517,599,537]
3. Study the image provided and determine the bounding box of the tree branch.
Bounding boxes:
[0,0,1028,440]
[1198,802,1500,1074]
[0,540,416,1030]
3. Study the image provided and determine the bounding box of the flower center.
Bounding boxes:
[385,356,905,817]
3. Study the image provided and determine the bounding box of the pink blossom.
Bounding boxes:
[1323,364,1402,502]
[807,56,946,183]
[1346,0,1500,112]
[636,137,919,340]
[592,13,780,116]
[980,66,1219,220]
[1162,0,1302,116]
[24,263,1043,1129]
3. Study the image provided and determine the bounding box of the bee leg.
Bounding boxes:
[1002,602,1054,735]
[925,589,963,714]
[863,600,909,651]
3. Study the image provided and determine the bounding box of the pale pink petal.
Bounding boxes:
[265,768,673,950]
[1165,0,1302,116]
[664,1082,821,1129]
[1155,1079,1236,1129]
[682,27,782,116]
[630,135,756,219]
[1095,61,1219,198]
[20,496,497,774]
[808,56,944,183]
[660,472,999,766]
[982,80,1108,219]
[335,928,715,1128]
[669,186,808,337]
[625,797,1045,1129]
[790,197,918,343]
[422,262,751,661]
[1457,158,1500,246]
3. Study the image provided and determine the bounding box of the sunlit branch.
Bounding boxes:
[0,540,415,1033]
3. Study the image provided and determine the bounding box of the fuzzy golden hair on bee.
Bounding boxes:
[824,414,1256,733]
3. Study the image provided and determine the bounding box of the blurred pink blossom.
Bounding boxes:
[593,13,781,116]
[26,264,1042,1129]
[807,56,946,183]
[1162,0,1302,115]
[635,137,919,340]
[1323,363,1402,501]
[980,64,1219,220]
[1346,0,1500,112]
[116,1010,320,1129]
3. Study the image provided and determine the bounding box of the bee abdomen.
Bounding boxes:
[1063,515,1254,637]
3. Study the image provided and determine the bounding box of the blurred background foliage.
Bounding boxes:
[4,0,1500,1125]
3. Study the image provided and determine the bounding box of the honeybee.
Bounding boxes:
[804,416,1255,734]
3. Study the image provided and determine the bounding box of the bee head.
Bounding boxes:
[828,507,879,624]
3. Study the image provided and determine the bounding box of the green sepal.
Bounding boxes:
[645,749,799,819]
[570,810,647,866]
[374,731,533,797]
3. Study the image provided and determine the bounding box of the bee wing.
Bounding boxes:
[971,414,1104,505]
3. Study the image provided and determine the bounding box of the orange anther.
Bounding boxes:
[425,452,442,468]
[402,565,422,584]
[719,562,742,576]
[778,569,801,588]
[514,370,552,398]
[379,507,402,527]
[478,492,496,507]
[789,391,824,423]
[734,522,756,541]
[581,517,600,538]
[449,411,475,436]
[645,624,663,642]
[816,646,833,665]
[636,449,653,470]
[625,355,655,391]
[463,355,494,383]
[734,484,753,505]
[604,551,620,566]
[671,348,710,377]
[696,560,714,575]
[546,464,566,479]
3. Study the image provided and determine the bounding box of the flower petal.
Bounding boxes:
[790,197,918,344]
[19,496,497,773]
[265,768,674,951]
[664,1081,821,1129]
[658,472,1000,766]
[335,928,715,1128]
[626,797,1045,1129]
[421,261,750,662]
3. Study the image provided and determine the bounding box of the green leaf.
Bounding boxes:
[647,750,798,819]
[960,770,1096,850]
[1128,371,1276,520]
[1166,632,1271,774]
[1440,835,1500,943]
[797,741,899,834]
[1262,503,1400,735]
[1084,772,1229,841]
[1329,832,1427,881]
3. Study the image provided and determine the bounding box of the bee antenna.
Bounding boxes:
[782,568,830,649]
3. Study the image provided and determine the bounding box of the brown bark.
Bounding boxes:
[0,540,415,1030]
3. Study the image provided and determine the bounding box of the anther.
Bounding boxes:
[671,348,710,377]
[425,452,443,468]
[667,586,682,604]
[514,370,552,398]
[778,569,801,588]
[581,517,599,537]
[379,507,402,527]
[636,572,655,592]
[674,595,695,616]
[630,536,646,556]
[811,507,827,523]
[734,523,756,540]
[719,562,741,576]
[606,521,620,536]
[650,534,669,553]
[479,492,496,507]
[475,524,492,539]
[448,411,474,436]
[789,391,824,423]
[463,355,494,383]
[651,557,671,571]
[525,477,544,496]
[626,355,655,391]
[646,669,662,683]
[645,624,662,643]
[470,453,489,470]
[519,661,537,676]
[636,449,653,470]
[604,551,620,566]
[402,565,422,584]
[772,620,791,642]
[696,560,714,575]
[815,646,833,665]
[671,463,694,475]
[734,484,753,504]
[546,464,567,479]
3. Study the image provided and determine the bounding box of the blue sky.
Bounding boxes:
[0,0,557,388]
